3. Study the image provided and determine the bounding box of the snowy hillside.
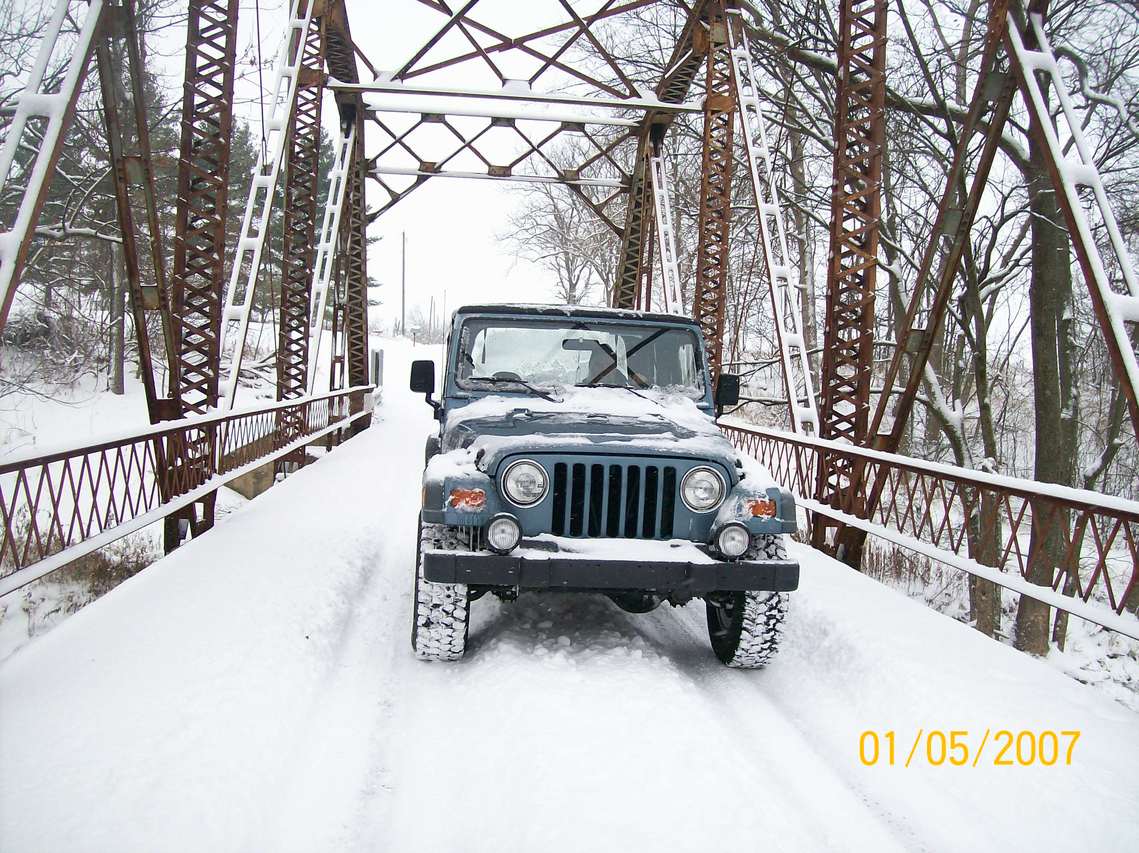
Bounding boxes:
[1,339,1136,852]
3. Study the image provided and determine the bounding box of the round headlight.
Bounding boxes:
[486,514,522,554]
[716,522,751,559]
[501,459,548,507]
[680,466,725,512]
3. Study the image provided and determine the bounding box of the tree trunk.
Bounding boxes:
[962,256,1002,638]
[1014,99,1075,655]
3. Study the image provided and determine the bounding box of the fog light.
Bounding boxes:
[716,522,751,559]
[486,514,522,554]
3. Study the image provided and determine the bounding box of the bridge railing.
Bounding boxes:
[0,386,374,596]
[720,420,1139,638]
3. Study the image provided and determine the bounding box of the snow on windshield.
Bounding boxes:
[454,317,705,396]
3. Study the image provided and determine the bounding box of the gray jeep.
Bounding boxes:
[409,304,799,667]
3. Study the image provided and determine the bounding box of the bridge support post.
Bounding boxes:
[812,0,887,566]
[692,0,736,385]
[166,0,240,551]
[344,114,371,435]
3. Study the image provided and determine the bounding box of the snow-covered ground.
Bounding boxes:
[1,339,1137,852]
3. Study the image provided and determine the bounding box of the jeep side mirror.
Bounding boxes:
[410,360,441,417]
[715,373,740,414]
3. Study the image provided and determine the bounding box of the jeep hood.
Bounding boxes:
[439,389,763,484]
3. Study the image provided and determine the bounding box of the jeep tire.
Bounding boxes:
[705,534,790,668]
[411,518,471,661]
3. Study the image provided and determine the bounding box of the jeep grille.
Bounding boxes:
[550,462,678,539]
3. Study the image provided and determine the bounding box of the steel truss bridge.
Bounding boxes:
[0,0,1136,639]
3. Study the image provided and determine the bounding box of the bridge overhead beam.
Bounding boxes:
[812,0,887,563]
[354,1,693,255]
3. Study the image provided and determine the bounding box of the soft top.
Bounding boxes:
[453,303,700,327]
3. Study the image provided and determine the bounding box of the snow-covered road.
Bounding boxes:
[2,339,1137,852]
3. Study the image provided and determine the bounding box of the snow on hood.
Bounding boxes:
[434,389,777,489]
[442,389,720,453]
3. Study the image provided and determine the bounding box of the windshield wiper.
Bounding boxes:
[575,383,661,407]
[467,375,560,403]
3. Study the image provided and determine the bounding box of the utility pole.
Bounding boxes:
[401,230,406,336]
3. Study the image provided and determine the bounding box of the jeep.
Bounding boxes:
[409,304,799,667]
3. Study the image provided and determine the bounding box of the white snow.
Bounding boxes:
[1,339,1137,852]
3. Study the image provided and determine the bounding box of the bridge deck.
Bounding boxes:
[1,342,1136,852]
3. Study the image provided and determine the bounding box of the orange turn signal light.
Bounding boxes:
[747,498,777,518]
[449,488,486,511]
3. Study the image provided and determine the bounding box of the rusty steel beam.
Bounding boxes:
[867,2,1013,455]
[165,0,239,550]
[170,0,239,416]
[343,119,371,417]
[812,0,887,562]
[612,135,654,308]
[95,2,177,424]
[277,13,325,417]
[692,0,736,384]
[805,2,1016,568]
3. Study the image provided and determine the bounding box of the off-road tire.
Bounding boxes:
[706,534,790,668]
[411,518,471,661]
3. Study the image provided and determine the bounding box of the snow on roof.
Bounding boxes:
[453,303,700,326]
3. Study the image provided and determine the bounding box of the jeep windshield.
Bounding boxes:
[454,317,706,397]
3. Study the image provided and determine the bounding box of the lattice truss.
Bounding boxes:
[331,1,696,233]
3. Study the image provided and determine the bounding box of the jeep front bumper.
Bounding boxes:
[422,537,799,593]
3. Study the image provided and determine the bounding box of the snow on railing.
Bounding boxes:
[0,386,374,597]
[720,420,1139,639]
